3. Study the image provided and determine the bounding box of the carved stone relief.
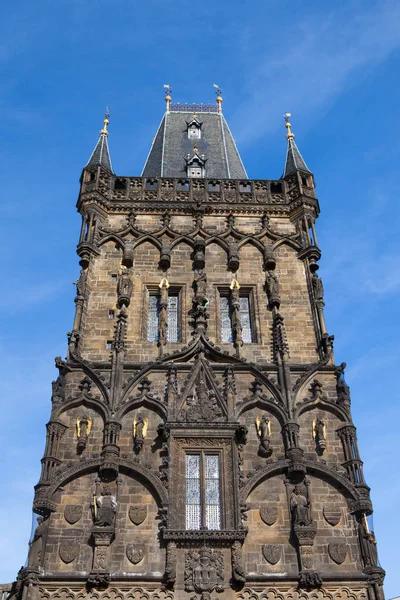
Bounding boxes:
[126,543,145,565]
[64,505,83,525]
[59,540,79,564]
[328,542,348,564]
[129,505,147,526]
[262,544,282,565]
[184,548,224,596]
[323,507,341,526]
[260,506,278,526]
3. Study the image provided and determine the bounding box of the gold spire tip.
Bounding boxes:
[213,83,223,108]
[100,107,110,135]
[164,84,172,105]
[193,142,199,154]
[284,112,294,139]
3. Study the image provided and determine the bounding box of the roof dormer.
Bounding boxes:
[186,114,203,140]
[185,144,207,178]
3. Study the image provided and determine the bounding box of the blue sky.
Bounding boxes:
[1,0,399,595]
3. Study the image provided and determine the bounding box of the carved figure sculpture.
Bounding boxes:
[27,516,49,567]
[290,486,312,526]
[133,414,148,453]
[358,521,378,567]
[75,268,88,297]
[193,238,205,270]
[312,417,326,454]
[194,270,208,306]
[93,485,117,527]
[117,269,133,307]
[311,272,324,303]
[76,415,92,454]
[336,378,351,409]
[255,415,272,457]
[320,332,334,356]
[230,280,243,348]
[265,270,280,309]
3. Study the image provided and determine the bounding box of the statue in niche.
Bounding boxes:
[76,415,92,454]
[312,417,326,454]
[255,415,272,457]
[133,414,148,453]
[265,270,280,308]
[311,272,324,303]
[290,485,312,526]
[74,268,88,297]
[358,520,378,567]
[27,515,49,567]
[92,483,117,527]
[117,268,133,307]
[194,270,208,306]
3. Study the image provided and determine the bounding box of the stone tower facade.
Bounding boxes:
[9,96,385,600]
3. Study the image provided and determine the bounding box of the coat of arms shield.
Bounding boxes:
[260,506,278,526]
[126,543,145,564]
[323,507,341,526]
[262,544,282,565]
[64,505,83,525]
[328,542,347,564]
[59,540,79,564]
[129,505,147,526]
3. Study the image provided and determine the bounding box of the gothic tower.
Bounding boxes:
[7,91,385,600]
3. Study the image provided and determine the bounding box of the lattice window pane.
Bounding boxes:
[239,296,253,343]
[205,454,221,530]
[147,295,160,342]
[167,295,179,342]
[220,296,233,343]
[186,454,201,530]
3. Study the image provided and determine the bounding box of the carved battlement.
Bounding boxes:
[79,169,317,210]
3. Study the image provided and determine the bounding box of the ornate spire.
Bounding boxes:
[86,109,113,172]
[214,84,223,113]
[164,84,172,113]
[283,113,311,178]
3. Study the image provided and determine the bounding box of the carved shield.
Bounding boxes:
[59,540,79,564]
[126,543,145,564]
[129,505,147,526]
[260,506,278,526]
[262,544,282,565]
[328,542,347,565]
[323,507,341,526]
[64,504,82,525]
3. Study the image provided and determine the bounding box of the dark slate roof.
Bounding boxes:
[142,110,247,179]
[283,136,311,177]
[86,133,113,172]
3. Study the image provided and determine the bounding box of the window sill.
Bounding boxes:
[162,529,247,543]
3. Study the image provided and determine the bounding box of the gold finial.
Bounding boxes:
[164,84,172,112]
[284,112,294,139]
[230,278,240,290]
[193,142,199,154]
[100,108,110,135]
[214,83,223,113]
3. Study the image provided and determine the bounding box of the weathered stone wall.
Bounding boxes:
[78,211,319,364]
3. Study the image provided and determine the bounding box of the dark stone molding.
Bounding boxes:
[239,457,361,505]
[39,457,168,507]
